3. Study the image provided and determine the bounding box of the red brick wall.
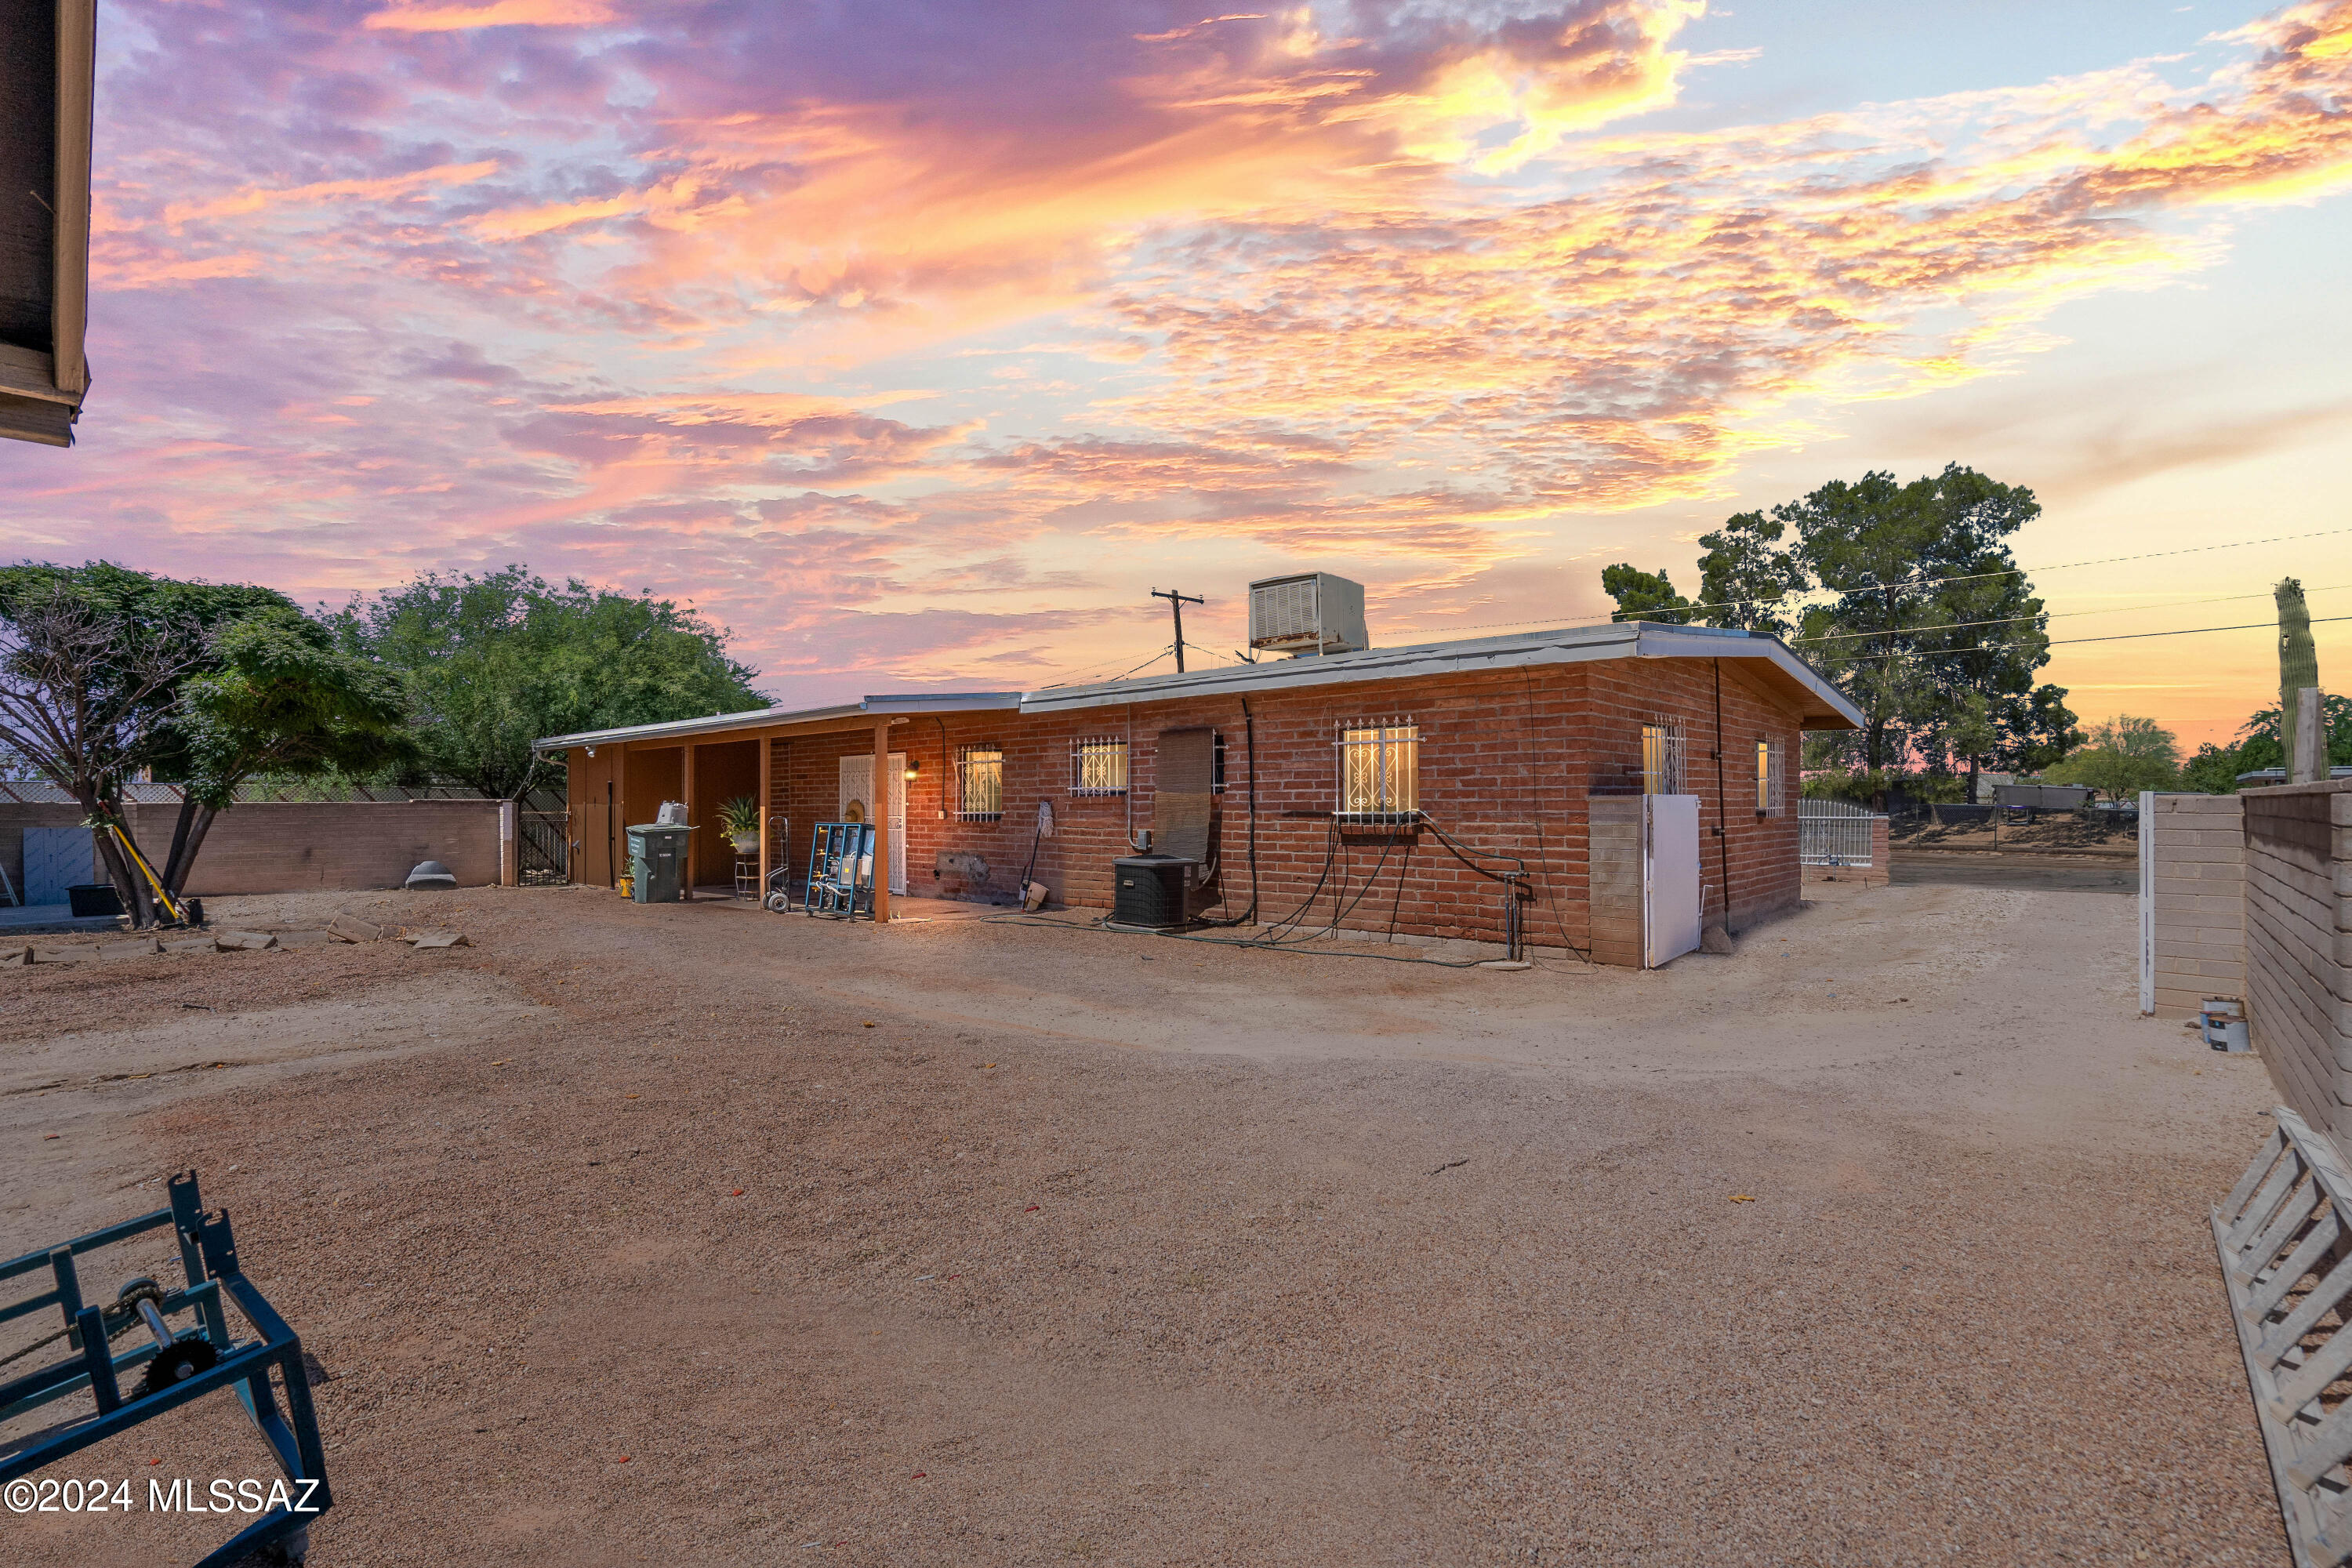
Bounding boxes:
[702,653,1811,956]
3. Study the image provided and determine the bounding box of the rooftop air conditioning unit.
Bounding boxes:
[1248,572,1368,658]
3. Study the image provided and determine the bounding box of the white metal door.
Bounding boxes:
[838,754,908,895]
[1643,794,1702,968]
[24,826,96,906]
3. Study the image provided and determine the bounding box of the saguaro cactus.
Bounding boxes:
[2279,577,2318,776]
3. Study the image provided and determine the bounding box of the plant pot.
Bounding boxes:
[730,833,759,855]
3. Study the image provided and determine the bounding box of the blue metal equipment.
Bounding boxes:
[802,821,876,918]
[0,1171,331,1566]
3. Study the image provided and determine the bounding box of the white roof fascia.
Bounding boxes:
[535,691,1020,750]
[1018,624,1640,713]
[1019,621,1864,728]
[1631,626,1867,728]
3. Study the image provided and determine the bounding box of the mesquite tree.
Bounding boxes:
[0,576,212,922]
[0,564,408,924]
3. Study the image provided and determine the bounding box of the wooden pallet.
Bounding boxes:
[2216,1106,2352,1567]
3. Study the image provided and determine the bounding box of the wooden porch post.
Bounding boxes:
[681,742,698,897]
[757,739,771,908]
[872,719,892,923]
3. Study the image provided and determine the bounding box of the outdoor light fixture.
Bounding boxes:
[585,746,597,757]
[903,759,920,781]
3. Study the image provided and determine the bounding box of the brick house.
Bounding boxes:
[540,620,1863,965]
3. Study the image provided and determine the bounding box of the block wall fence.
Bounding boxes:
[0,800,503,899]
[570,657,1813,959]
[2241,780,2352,1144]
[2139,792,2246,1019]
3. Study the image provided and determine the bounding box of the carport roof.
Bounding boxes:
[534,691,1022,750]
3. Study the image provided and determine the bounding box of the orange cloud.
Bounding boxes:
[363,0,615,31]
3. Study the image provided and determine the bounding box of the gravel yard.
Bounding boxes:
[2,880,2288,1566]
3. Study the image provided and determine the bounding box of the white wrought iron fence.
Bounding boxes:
[1798,797,1877,866]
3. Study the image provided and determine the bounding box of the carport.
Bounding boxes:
[540,694,1021,920]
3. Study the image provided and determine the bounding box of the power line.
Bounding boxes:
[1792,582,2352,645]
[1835,614,2352,662]
[1405,524,2352,637]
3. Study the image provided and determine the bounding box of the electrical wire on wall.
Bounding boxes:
[1189,698,1261,928]
[1713,659,1733,938]
[1517,666,1594,965]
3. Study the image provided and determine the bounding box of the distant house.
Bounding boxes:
[0,0,96,446]
[538,579,1867,968]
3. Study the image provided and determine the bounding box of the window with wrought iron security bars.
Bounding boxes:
[517,794,570,885]
[1071,735,1128,796]
[1640,723,1684,794]
[1797,797,1875,866]
[1336,719,1418,822]
[1756,739,1787,816]
[958,745,1004,821]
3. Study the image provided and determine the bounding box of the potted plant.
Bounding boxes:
[718,795,762,855]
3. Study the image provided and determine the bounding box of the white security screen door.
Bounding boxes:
[838,753,909,895]
[1642,793,1702,968]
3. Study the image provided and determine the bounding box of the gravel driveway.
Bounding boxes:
[2,880,2287,1566]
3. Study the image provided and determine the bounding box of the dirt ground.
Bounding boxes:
[2,879,2288,1566]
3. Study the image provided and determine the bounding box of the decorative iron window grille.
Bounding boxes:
[1756,739,1786,816]
[1640,723,1684,794]
[1213,731,1226,794]
[958,746,1004,822]
[1336,719,1418,822]
[1071,735,1128,796]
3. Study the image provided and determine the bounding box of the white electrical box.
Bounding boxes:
[1247,572,1368,656]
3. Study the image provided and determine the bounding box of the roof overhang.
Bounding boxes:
[1019,622,1865,729]
[0,0,96,447]
[532,691,1023,751]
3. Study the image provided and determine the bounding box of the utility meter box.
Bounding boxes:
[1248,572,1368,657]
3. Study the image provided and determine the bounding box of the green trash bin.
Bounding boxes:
[626,824,694,903]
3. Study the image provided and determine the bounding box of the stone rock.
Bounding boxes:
[409,929,470,949]
[1700,924,1736,955]
[214,931,278,952]
[327,914,384,943]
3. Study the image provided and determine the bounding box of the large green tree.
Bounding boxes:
[159,610,414,895]
[0,564,399,924]
[326,568,766,797]
[1607,465,2079,789]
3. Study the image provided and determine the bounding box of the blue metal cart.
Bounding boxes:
[1,1171,330,1566]
[802,821,876,919]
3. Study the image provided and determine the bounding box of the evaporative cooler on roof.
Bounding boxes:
[1247,572,1368,657]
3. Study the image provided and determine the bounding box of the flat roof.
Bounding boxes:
[1019,621,1865,729]
[532,621,1864,750]
[534,691,1021,750]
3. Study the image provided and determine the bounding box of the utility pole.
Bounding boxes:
[1151,587,1204,673]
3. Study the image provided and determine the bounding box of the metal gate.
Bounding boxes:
[1798,797,1875,866]
[517,793,568,886]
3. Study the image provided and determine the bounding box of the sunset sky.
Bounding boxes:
[6,0,2351,751]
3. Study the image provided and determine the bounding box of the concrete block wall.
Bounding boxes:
[2241,780,2352,1144]
[0,800,503,901]
[2142,792,2245,1018]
